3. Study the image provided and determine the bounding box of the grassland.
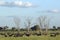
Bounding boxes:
[0,30,59,40]
[0,35,60,40]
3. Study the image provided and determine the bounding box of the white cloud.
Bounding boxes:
[39,9,60,13]
[51,9,60,13]
[24,2,32,7]
[47,9,60,13]
[0,1,5,5]
[0,1,34,8]
[14,1,23,6]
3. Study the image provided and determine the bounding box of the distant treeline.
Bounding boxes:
[0,25,60,31]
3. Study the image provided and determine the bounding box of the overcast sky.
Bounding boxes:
[0,0,60,28]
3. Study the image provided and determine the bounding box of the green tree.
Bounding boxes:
[3,26,8,30]
[53,26,56,30]
[11,27,16,31]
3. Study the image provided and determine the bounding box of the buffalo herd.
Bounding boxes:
[0,32,60,37]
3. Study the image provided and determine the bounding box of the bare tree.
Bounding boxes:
[44,18,50,35]
[13,16,20,33]
[38,16,46,33]
[24,17,32,32]
[38,16,50,35]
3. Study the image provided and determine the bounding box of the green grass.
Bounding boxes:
[0,35,60,40]
[0,30,60,40]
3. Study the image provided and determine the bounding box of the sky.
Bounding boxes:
[0,0,60,28]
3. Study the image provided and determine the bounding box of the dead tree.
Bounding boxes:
[44,17,50,35]
[38,16,50,35]
[24,17,32,36]
[13,16,20,33]
[24,17,32,32]
[38,16,46,34]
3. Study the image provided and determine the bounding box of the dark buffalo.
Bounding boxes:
[14,33,24,37]
[24,32,31,37]
[36,33,41,36]
[50,33,56,37]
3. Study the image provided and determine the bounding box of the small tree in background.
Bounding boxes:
[11,27,16,31]
[53,26,56,31]
[3,26,8,31]
[31,25,40,31]
[0,27,3,30]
